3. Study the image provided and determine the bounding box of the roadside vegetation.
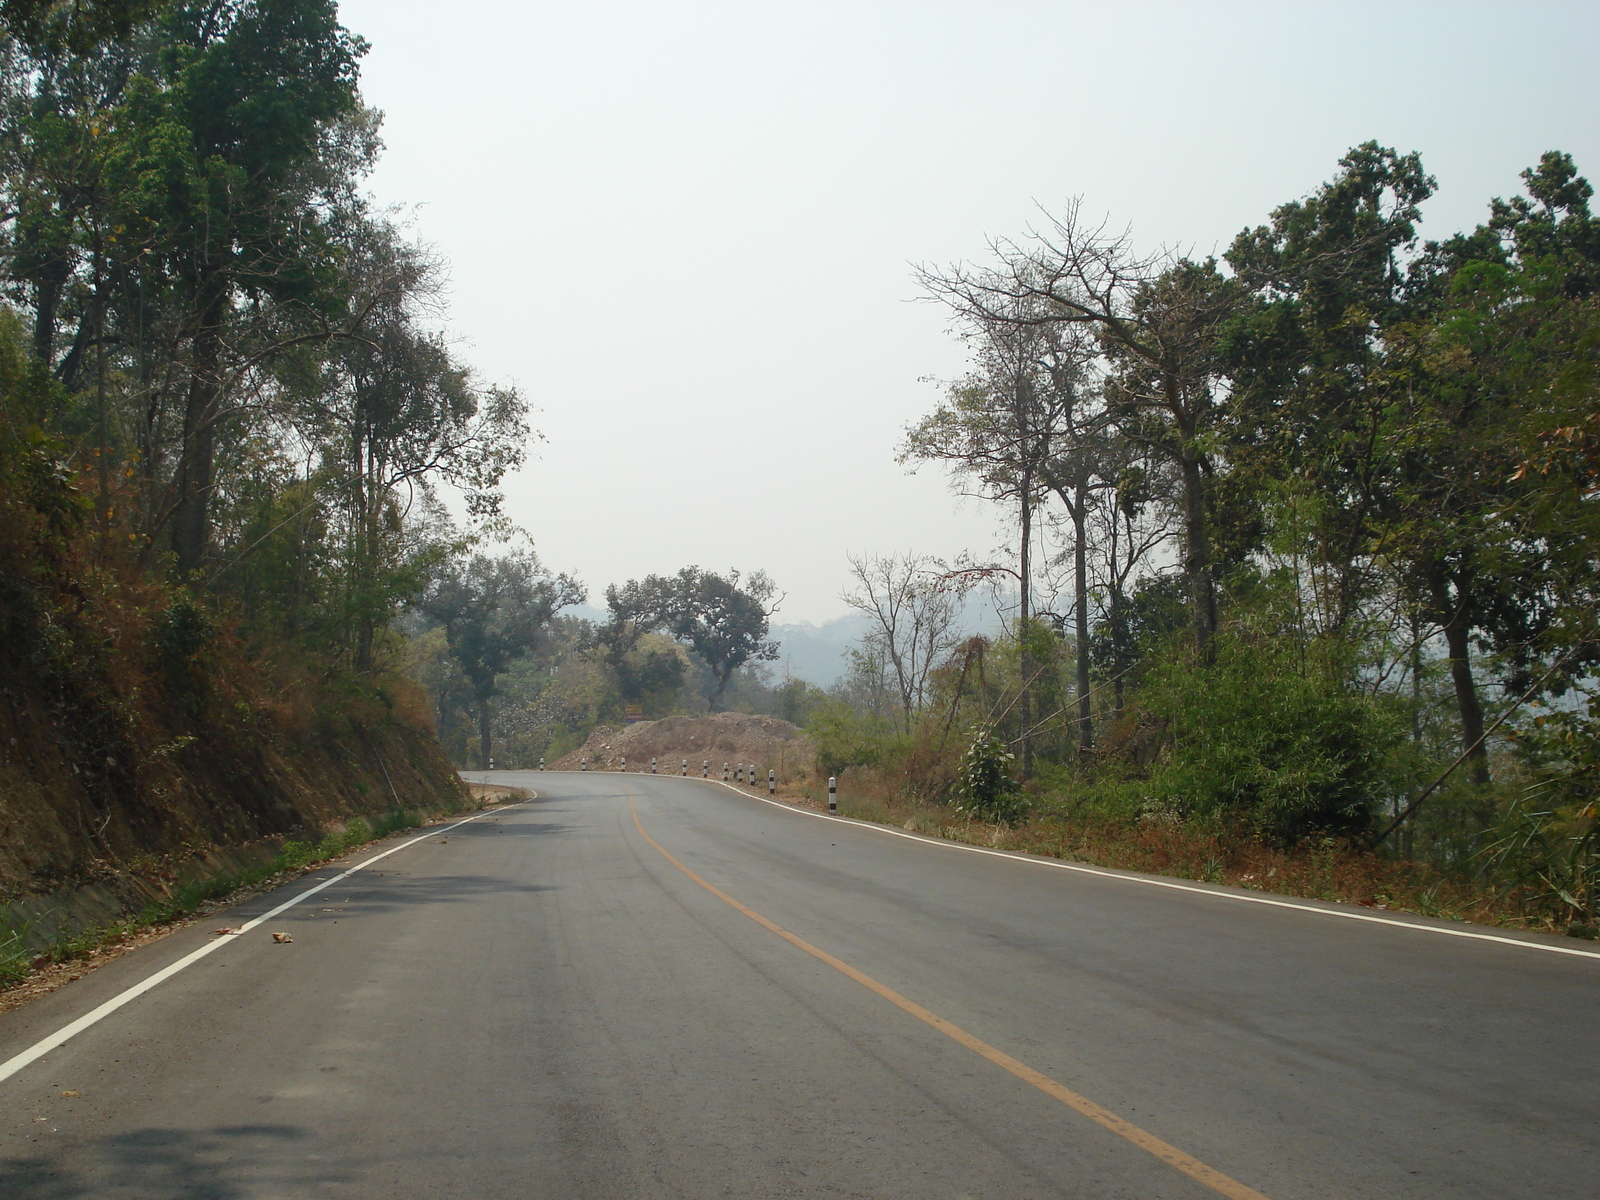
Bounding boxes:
[410,140,1600,940]
[796,145,1600,939]
[0,3,516,905]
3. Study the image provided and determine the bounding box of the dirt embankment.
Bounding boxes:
[551,713,814,780]
[0,666,470,951]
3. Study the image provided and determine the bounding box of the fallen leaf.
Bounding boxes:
[214,927,241,936]
[59,1090,79,1098]
[271,932,293,944]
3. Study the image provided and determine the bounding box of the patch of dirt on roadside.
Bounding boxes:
[468,784,532,805]
[551,713,813,780]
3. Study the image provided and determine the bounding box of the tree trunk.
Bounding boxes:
[33,275,60,366]
[1179,454,1217,661]
[1018,473,1033,780]
[1441,603,1490,786]
[353,433,376,672]
[1426,563,1490,786]
[479,696,492,770]
[171,290,226,577]
[1072,484,1093,751]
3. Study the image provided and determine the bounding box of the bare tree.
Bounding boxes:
[917,202,1237,661]
[903,292,1070,773]
[1084,450,1179,717]
[842,553,967,733]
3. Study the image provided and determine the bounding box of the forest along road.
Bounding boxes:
[0,775,1595,1200]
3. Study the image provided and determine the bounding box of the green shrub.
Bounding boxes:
[1141,634,1403,845]
[955,726,1030,826]
[809,699,902,778]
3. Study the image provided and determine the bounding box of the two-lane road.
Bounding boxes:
[1,772,1595,1198]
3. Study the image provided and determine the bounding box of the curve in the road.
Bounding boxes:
[703,778,1600,963]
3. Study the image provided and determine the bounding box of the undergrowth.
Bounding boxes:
[793,774,1576,935]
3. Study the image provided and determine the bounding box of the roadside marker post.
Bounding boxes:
[828,776,837,814]
[736,764,743,784]
[702,760,708,778]
[651,757,657,774]
[621,755,626,773]
[581,758,588,772]
[723,763,729,781]
[681,759,687,776]
[539,757,544,771]
[768,768,775,795]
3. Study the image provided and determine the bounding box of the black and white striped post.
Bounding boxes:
[735,764,743,784]
[539,756,545,771]
[723,763,729,781]
[681,759,687,776]
[581,757,588,772]
[768,768,775,795]
[651,757,657,774]
[621,755,626,773]
[702,760,708,778]
[828,776,837,814]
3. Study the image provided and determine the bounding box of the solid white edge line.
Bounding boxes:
[660,774,1600,964]
[0,799,529,1086]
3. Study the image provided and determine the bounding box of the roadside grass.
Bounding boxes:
[789,775,1560,934]
[0,807,436,990]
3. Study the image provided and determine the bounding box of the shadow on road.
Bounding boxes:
[0,1124,346,1198]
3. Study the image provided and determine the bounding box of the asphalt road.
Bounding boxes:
[0,771,1596,1199]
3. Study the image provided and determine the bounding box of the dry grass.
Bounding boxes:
[785,774,1555,933]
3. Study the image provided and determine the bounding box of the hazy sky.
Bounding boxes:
[336,0,1599,623]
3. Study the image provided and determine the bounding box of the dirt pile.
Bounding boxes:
[551,713,814,780]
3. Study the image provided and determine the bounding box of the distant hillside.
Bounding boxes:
[552,605,872,688]
[564,596,1007,690]
[769,614,873,687]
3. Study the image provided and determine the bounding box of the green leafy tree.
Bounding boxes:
[106,0,370,575]
[1222,141,1435,636]
[605,567,780,711]
[422,551,584,768]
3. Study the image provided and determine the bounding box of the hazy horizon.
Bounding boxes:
[337,0,1600,622]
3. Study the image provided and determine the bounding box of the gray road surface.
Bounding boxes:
[0,771,1595,1199]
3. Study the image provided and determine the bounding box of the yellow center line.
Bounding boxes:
[627,793,1272,1200]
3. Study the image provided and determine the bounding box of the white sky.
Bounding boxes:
[337,0,1600,623]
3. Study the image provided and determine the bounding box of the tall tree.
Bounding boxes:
[919,212,1238,661]
[111,0,369,576]
[1387,153,1600,783]
[422,551,584,769]
[904,291,1077,773]
[1223,142,1436,637]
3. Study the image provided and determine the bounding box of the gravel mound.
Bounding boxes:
[550,713,813,780]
